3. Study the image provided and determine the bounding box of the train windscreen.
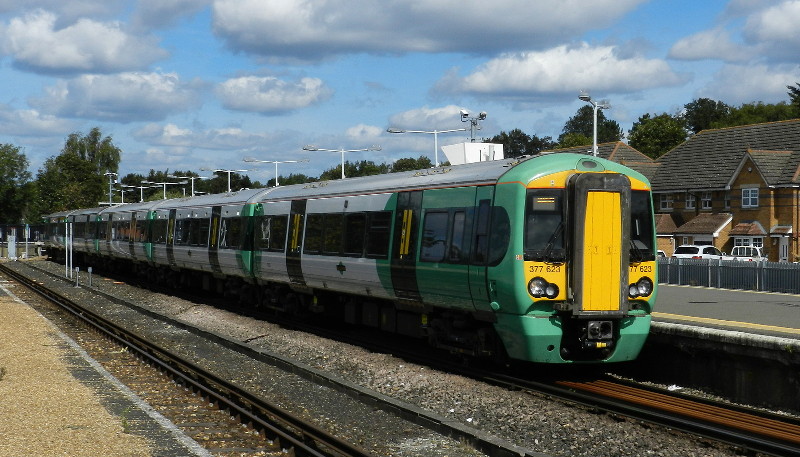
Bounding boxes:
[524,189,565,262]
[630,190,655,261]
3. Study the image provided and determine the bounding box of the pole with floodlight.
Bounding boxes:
[141,180,187,199]
[386,127,467,167]
[104,172,117,205]
[578,91,611,157]
[460,110,487,143]
[243,157,310,187]
[200,168,249,193]
[301,145,381,179]
[168,175,211,197]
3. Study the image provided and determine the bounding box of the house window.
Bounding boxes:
[735,237,763,248]
[660,194,673,210]
[742,188,759,208]
[701,192,712,210]
[685,193,696,210]
[724,191,731,209]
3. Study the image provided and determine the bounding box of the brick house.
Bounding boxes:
[649,119,800,262]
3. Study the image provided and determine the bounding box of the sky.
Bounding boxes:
[0,0,799,183]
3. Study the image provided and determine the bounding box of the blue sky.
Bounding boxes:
[0,0,798,182]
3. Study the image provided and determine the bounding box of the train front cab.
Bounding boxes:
[492,157,655,363]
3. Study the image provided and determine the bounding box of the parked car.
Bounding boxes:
[672,244,726,260]
[726,246,766,261]
[657,250,666,258]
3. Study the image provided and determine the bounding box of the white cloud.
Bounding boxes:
[669,27,754,63]
[216,75,332,114]
[702,64,800,104]
[0,9,167,74]
[0,105,77,136]
[742,0,800,60]
[388,105,470,130]
[211,0,646,60]
[436,43,686,100]
[29,72,202,122]
[133,123,279,151]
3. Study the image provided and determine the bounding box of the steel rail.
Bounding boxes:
[0,262,372,457]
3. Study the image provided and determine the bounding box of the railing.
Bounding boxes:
[657,258,800,294]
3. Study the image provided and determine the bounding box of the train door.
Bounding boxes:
[570,173,631,315]
[208,206,223,274]
[391,190,422,302]
[286,199,307,286]
[468,187,494,312]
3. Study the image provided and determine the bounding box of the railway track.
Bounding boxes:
[0,261,375,457]
[6,259,799,456]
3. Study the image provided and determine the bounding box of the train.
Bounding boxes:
[43,152,657,364]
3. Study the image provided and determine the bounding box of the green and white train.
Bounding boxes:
[45,152,657,364]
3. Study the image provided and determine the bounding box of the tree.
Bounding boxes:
[717,101,795,128]
[392,156,433,172]
[35,152,105,211]
[319,160,389,180]
[0,144,33,223]
[788,83,800,116]
[62,127,122,174]
[683,98,731,134]
[627,113,688,159]
[558,105,623,145]
[556,132,591,149]
[488,129,556,157]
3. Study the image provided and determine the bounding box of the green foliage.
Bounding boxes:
[683,98,731,134]
[559,105,623,145]
[788,83,800,116]
[0,144,33,223]
[319,160,389,180]
[487,128,556,157]
[556,132,591,149]
[35,152,105,211]
[391,156,433,172]
[62,127,122,174]
[627,113,688,159]
[712,101,796,129]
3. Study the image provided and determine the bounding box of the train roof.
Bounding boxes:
[246,156,533,203]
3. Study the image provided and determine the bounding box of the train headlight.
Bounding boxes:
[628,277,654,298]
[528,277,547,298]
[544,283,559,299]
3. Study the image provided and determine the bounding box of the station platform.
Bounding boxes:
[0,280,210,457]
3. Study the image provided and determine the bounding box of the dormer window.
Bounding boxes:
[685,193,696,210]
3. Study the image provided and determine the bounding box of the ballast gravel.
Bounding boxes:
[25,260,767,457]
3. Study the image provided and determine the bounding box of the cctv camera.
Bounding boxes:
[479,111,487,120]
[460,109,469,117]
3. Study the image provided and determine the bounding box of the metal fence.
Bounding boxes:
[657,257,800,294]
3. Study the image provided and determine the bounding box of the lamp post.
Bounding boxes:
[460,110,487,142]
[104,172,117,205]
[386,127,467,167]
[168,175,211,197]
[578,91,611,157]
[200,168,248,193]
[141,180,187,199]
[301,145,381,179]
[243,157,309,187]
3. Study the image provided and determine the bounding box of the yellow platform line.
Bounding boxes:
[652,312,800,336]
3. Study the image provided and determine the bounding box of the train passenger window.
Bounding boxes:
[630,190,655,261]
[196,217,210,247]
[257,215,288,251]
[303,214,324,254]
[524,189,564,262]
[449,211,467,263]
[420,211,448,262]
[488,208,510,266]
[173,219,188,245]
[323,214,344,255]
[365,211,391,259]
[219,217,242,249]
[472,200,491,265]
[151,219,168,244]
[344,213,366,256]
